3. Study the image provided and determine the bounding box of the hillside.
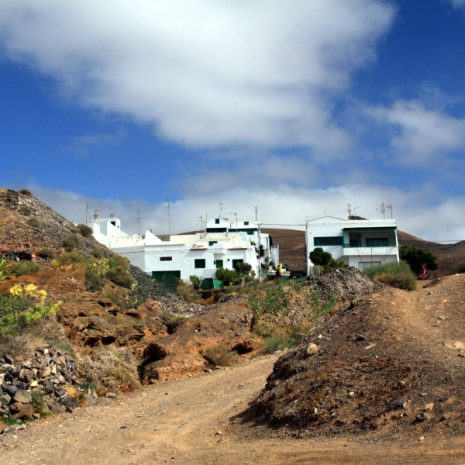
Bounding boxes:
[246,273,465,438]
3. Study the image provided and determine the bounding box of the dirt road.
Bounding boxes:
[1,352,465,465]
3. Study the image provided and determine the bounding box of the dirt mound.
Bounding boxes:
[306,267,381,302]
[246,274,465,437]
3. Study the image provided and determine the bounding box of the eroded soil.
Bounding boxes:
[1,353,465,465]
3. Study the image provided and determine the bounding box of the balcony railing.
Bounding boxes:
[343,240,397,248]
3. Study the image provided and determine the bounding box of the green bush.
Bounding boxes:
[85,268,104,292]
[189,275,202,290]
[365,261,416,291]
[400,245,438,276]
[264,335,296,353]
[215,268,241,286]
[19,188,32,196]
[27,217,40,228]
[62,234,80,252]
[9,260,40,277]
[53,251,87,266]
[0,284,59,336]
[36,248,56,260]
[202,344,239,367]
[105,256,135,289]
[77,224,93,238]
[18,206,32,216]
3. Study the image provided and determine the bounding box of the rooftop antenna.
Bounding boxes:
[219,202,223,219]
[85,203,96,225]
[228,212,238,227]
[136,211,141,236]
[378,202,386,219]
[166,199,171,235]
[386,203,393,219]
[93,208,100,221]
[255,206,258,222]
[353,206,360,216]
[347,204,352,218]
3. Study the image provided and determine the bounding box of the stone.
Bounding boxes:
[15,381,28,391]
[306,343,319,356]
[391,398,409,410]
[10,402,33,419]
[13,389,32,404]
[416,412,429,422]
[105,392,117,399]
[59,397,80,412]
[0,393,12,406]
[54,387,66,397]
[41,366,51,378]
[4,354,15,365]
[0,420,7,434]
[4,385,17,396]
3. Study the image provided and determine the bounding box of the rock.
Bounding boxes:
[40,366,51,377]
[10,402,33,419]
[59,397,80,412]
[4,385,17,397]
[105,392,117,399]
[0,420,8,434]
[306,343,319,356]
[0,393,12,405]
[54,387,66,397]
[416,412,429,422]
[13,389,32,404]
[4,354,15,365]
[424,402,434,411]
[15,381,28,391]
[391,398,409,410]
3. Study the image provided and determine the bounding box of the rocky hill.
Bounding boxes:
[245,272,465,438]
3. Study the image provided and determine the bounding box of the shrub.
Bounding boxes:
[234,262,252,275]
[0,284,60,336]
[0,258,9,281]
[18,206,32,216]
[216,268,241,286]
[400,245,438,277]
[19,188,32,196]
[189,275,202,290]
[176,281,201,303]
[77,224,93,238]
[264,335,296,353]
[105,256,135,289]
[36,248,56,260]
[52,251,87,266]
[9,260,40,277]
[161,312,185,332]
[31,390,50,416]
[365,261,416,291]
[27,218,40,228]
[85,268,104,292]
[309,247,333,266]
[202,344,239,367]
[62,234,80,252]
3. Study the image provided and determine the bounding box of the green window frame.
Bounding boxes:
[314,236,343,246]
[215,259,223,269]
[194,259,206,269]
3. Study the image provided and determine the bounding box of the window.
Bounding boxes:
[232,259,244,270]
[206,228,227,233]
[215,259,223,269]
[244,221,249,225]
[160,256,172,261]
[365,238,389,247]
[195,259,206,269]
[314,236,343,246]
[215,218,220,224]
[209,241,217,246]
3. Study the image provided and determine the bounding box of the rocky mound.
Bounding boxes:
[0,189,109,259]
[245,274,465,437]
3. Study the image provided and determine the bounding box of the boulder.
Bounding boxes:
[13,389,32,404]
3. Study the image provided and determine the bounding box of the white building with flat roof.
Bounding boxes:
[305,216,399,275]
[91,215,279,288]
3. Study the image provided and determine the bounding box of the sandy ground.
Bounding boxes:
[1,353,465,465]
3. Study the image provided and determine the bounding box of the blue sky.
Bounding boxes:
[1,0,465,239]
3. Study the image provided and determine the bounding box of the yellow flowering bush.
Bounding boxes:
[0,283,61,336]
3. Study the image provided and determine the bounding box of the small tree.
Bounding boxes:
[215,268,241,286]
[189,275,202,290]
[309,247,332,267]
[400,245,438,278]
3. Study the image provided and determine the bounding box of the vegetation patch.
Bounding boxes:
[202,344,239,367]
[62,234,80,252]
[365,261,416,291]
[77,223,93,238]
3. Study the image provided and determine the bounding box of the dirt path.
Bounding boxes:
[2,351,465,465]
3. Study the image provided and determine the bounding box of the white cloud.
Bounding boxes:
[0,0,393,151]
[449,0,465,10]
[68,129,126,155]
[367,100,465,163]
[29,183,465,242]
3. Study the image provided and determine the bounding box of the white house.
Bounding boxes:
[91,215,279,287]
[305,216,399,275]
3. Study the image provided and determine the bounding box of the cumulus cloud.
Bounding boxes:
[366,100,465,163]
[29,183,465,242]
[448,0,465,10]
[0,0,393,152]
[68,129,126,155]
